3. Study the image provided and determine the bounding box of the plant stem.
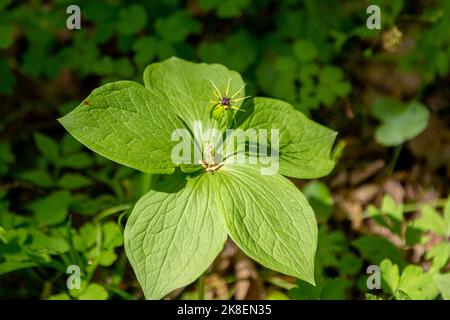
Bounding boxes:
[140,173,158,197]
[93,203,132,223]
[387,144,402,176]
[197,273,205,300]
[41,281,52,300]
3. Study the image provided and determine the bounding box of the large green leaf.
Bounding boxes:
[213,165,317,284]
[58,81,186,174]
[237,97,337,179]
[124,172,227,299]
[143,57,245,131]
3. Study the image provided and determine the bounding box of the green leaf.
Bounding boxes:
[381,259,440,299]
[290,278,350,300]
[133,36,158,67]
[413,205,447,237]
[289,279,321,299]
[398,266,439,300]
[28,230,69,254]
[124,173,227,299]
[102,221,123,250]
[60,153,93,169]
[28,191,72,226]
[368,194,404,235]
[48,293,71,300]
[365,293,383,300]
[444,197,450,237]
[352,235,405,267]
[293,40,318,63]
[426,242,450,273]
[395,290,412,300]
[319,279,350,300]
[0,142,14,164]
[58,173,92,190]
[78,223,97,249]
[154,11,201,43]
[58,81,186,174]
[197,0,251,18]
[0,24,14,49]
[143,57,245,131]
[434,274,450,300]
[315,226,347,273]
[116,5,147,35]
[213,165,317,284]
[97,250,117,267]
[380,259,400,294]
[17,169,54,188]
[317,66,351,105]
[34,132,60,164]
[78,283,108,300]
[372,98,430,147]
[0,261,37,275]
[198,31,257,73]
[0,59,15,95]
[338,253,362,275]
[238,97,336,179]
[61,134,83,156]
[303,181,334,222]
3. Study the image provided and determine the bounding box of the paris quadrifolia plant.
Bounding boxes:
[58,57,337,299]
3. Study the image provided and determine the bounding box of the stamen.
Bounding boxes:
[232,95,251,102]
[231,83,246,99]
[209,80,221,98]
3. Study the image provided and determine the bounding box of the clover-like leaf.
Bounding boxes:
[154,11,201,44]
[116,5,147,35]
[124,172,227,299]
[238,97,337,179]
[372,98,430,147]
[213,165,317,284]
[58,81,186,174]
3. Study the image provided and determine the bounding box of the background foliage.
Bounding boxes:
[0,0,449,300]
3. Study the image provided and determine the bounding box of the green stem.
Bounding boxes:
[41,281,52,300]
[104,285,135,300]
[95,223,102,257]
[197,273,205,300]
[387,144,402,176]
[140,173,157,197]
[93,203,131,223]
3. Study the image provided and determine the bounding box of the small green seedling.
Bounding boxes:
[59,57,337,299]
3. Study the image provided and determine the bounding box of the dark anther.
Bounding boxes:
[221,97,231,106]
